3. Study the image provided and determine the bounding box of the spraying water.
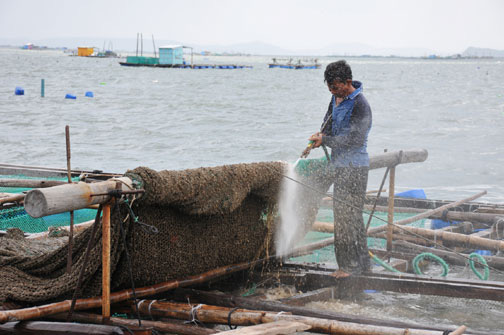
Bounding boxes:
[276,159,304,257]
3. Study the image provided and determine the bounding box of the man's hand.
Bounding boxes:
[308,132,323,148]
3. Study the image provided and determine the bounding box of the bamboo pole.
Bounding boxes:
[0,238,335,324]
[131,300,443,335]
[367,191,487,235]
[0,179,67,188]
[364,204,503,224]
[393,240,504,270]
[388,225,504,252]
[102,203,111,322]
[0,193,24,205]
[0,257,272,323]
[449,325,467,335]
[168,288,459,333]
[66,125,74,274]
[387,166,396,251]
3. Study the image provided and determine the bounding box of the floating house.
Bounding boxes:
[159,45,185,66]
[77,47,94,57]
[119,34,250,69]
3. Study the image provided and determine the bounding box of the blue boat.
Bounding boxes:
[268,58,321,69]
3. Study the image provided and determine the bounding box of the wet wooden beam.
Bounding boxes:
[128,300,444,335]
[292,269,504,302]
[218,320,310,335]
[166,288,456,333]
[24,177,133,218]
[51,312,215,335]
[0,321,124,335]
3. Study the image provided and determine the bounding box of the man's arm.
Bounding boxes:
[321,97,371,150]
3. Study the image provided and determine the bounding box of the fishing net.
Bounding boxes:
[0,162,285,306]
[0,174,97,233]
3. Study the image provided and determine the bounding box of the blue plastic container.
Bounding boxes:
[395,189,426,199]
[65,94,76,99]
[85,91,94,98]
[15,87,24,95]
[474,249,492,256]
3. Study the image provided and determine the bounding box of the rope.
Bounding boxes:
[274,311,287,321]
[412,253,449,277]
[185,303,203,325]
[115,200,142,327]
[148,299,158,320]
[227,307,239,329]
[468,252,489,280]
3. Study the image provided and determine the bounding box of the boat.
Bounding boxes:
[269,57,321,69]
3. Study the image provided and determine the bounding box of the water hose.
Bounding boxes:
[412,252,449,277]
[368,251,402,273]
[468,252,489,280]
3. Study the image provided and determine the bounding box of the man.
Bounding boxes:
[308,60,372,275]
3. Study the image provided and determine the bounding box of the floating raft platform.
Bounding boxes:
[268,63,321,69]
[119,62,252,69]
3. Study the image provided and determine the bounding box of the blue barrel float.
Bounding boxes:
[85,91,94,98]
[15,87,24,95]
[65,94,77,100]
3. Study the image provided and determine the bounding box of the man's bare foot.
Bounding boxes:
[330,270,351,278]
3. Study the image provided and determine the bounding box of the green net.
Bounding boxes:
[290,208,426,263]
[0,174,98,233]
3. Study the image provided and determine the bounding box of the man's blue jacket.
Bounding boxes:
[321,81,372,168]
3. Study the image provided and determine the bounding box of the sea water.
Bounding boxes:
[2,48,504,332]
[1,48,502,203]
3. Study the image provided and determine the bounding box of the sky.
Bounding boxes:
[1,0,503,55]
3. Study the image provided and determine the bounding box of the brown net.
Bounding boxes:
[0,162,284,306]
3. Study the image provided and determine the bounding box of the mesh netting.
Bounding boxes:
[0,174,97,233]
[0,162,285,306]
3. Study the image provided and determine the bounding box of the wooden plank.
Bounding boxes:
[218,320,310,335]
[296,270,504,302]
[0,321,124,335]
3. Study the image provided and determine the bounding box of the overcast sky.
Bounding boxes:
[1,0,503,54]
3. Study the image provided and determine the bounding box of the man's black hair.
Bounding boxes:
[324,60,352,83]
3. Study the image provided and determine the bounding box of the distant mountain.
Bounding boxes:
[196,41,292,55]
[2,36,501,58]
[462,47,504,58]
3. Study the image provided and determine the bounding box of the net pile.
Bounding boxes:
[0,162,285,306]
